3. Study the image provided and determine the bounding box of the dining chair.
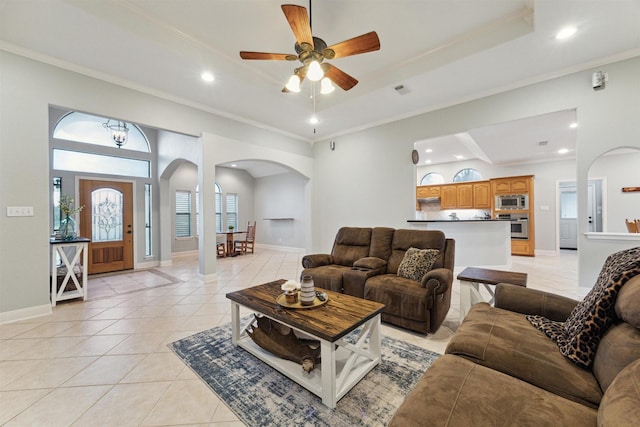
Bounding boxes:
[625,219,639,233]
[235,221,256,254]
[216,242,226,257]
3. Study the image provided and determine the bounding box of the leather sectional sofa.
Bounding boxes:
[301,227,455,334]
[390,259,640,426]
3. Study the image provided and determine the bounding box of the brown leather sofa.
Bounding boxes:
[389,273,640,426]
[301,227,455,334]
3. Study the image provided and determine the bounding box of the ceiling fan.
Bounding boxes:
[239,3,380,93]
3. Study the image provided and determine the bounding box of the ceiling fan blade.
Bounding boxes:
[240,51,294,61]
[281,4,313,49]
[325,31,380,59]
[325,65,358,91]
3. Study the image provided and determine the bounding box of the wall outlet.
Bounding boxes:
[6,206,34,217]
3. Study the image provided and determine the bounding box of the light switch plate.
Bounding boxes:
[7,206,34,216]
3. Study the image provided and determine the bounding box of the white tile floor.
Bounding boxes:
[0,248,579,426]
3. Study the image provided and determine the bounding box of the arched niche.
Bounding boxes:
[587,147,640,233]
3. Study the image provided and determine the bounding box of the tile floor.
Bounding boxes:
[0,248,580,426]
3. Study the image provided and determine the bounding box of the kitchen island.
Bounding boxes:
[407,219,511,270]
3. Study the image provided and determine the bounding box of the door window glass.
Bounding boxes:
[92,188,124,242]
[560,190,577,219]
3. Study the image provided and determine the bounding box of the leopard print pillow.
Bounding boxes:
[397,247,439,282]
[528,246,640,369]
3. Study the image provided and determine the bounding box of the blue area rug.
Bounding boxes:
[169,322,439,426]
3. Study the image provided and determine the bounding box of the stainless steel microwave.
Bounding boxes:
[495,194,529,210]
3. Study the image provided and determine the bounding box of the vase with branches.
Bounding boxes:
[59,195,84,240]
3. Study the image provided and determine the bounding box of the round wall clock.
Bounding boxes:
[411,149,419,165]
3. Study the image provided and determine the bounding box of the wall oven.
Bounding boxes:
[495,194,529,210]
[496,213,529,239]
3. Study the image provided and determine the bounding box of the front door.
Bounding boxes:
[79,179,134,274]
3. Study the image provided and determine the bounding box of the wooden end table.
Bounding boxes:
[226,280,385,408]
[457,266,527,323]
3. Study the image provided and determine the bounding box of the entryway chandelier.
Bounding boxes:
[102,119,129,148]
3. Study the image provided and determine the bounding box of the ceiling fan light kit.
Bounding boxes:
[285,74,301,92]
[239,3,380,94]
[320,77,335,94]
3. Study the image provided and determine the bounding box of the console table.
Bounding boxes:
[50,237,90,306]
[457,266,527,323]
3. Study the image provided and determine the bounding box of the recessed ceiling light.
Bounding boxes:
[201,72,215,83]
[569,122,578,129]
[424,159,432,164]
[425,149,433,153]
[454,155,465,160]
[309,116,319,125]
[231,164,237,167]
[558,148,569,154]
[556,26,577,40]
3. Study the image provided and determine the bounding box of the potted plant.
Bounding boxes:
[228,225,235,231]
[59,195,84,240]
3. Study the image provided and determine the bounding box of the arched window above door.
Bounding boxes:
[53,111,150,152]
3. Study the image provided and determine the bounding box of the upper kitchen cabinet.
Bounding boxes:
[440,185,458,209]
[416,185,441,199]
[417,180,491,210]
[491,175,532,195]
[472,181,491,209]
[456,184,474,209]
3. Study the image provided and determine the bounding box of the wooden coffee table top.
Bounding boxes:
[457,267,528,287]
[226,280,385,342]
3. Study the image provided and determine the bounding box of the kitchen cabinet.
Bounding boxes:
[491,175,531,195]
[417,181,490,209]
[511,239,532,256]
[440,185,458,209]
[416,185,440,199]
[456,184,474,208]
[473,182,491,209]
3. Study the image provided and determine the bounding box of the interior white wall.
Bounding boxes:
[313,56,640,287]
[254,172,308,249]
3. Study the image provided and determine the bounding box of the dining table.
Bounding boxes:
[217,230,247,256]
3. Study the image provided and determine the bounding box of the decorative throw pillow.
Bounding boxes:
[527,246,640,369]
[397,247,439,282]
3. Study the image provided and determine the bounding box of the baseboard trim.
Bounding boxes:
[535,249,558,257]
[136,259,160,269]
[0,303,52,324]
[172,250,199,258]
[255,243,305,253]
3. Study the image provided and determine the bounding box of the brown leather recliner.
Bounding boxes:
[301,227,374,292]
[363,229,455,334]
